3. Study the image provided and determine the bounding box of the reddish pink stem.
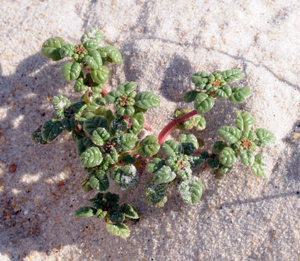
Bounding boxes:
[87,68,91,73]
[124,116,130,124]
[102,88,108,96]
[144,119,152,131]
[158,109,198,145]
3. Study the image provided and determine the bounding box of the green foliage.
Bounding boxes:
[178,177,203,205]
[138,136,160,158]
[41,120,64,142]
[174,109,206,131]
[41,37,66,61]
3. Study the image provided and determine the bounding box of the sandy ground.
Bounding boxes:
[0,0,300,260]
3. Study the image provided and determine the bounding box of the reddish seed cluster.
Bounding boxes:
[75,46,86,55]
[241,138,251,150]
[212,80,221,87]
[103,141,114,153]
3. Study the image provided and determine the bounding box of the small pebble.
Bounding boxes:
[9,164,17,173]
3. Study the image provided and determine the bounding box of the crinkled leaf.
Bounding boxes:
[240,150,255,166]
[67,102,87,118]
[89,170,109,192]
[91,83,103,93]
[96,209,107,219]
[52,94,71,119]
[135,91,160,109]
[81,181,93,192]
[83,50,102,70]
[219,164,232,174]
[110,165,139,190]
[212,141,228,155]
[183,90,200,102]
[90,66,109,84]
[161,140,182,157]
[120,203,139,219]
[219,147,237,166]
[189,155,206,169]
[31,126,48,144]
[251,154,266,177]
[215,85,232,99]
[146,158,166,173]
[74,207,96,218]
[179,134,198,155]
[110,118,128,137]
[83,40,98,53]
[106,223,130,239]
[104,192,119,203]
[194,115,206,131]
[105,90,122,104]
[207,157,220,169]
[118,133,138,152]
[125,106,135,117]
[120,155,137,164]
[74,78,87,92]
[92,127,110,146]
[108,211,125,223]
[72,130,85,142]
[59,44,75,57]
[255,128,275,146]
[221,69,244,82]
[95,106,114,124]
[179,177,203,205]
[41,120,64,142]
[98,46,122,64]
[76,137,94,156]
[138,135,160,158]
[80,147,102,167]
[235,111,255,131]
[131,111,144,126]
[78,112,95,126]
[61,62,81,82]
[84,93,106,111]
[229,87,251,103]
[153,166,176,185]
[194,93,215,114]
[41,37,65,61]
[218,126,242,144]
[118,82,137,96]
[103,149,118,164]
[62,117,76,132]
[81,28,103,44]
[191,71,209,90]
[83,116,108,136]
[144,182,169,207]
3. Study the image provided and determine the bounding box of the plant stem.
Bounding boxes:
[144,119,152,131]
[102,88,108,96]
[158,109,198,145]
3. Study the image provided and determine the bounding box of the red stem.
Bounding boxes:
[158,109,198,145]
[144,119,152,131]
[102,88,108,96]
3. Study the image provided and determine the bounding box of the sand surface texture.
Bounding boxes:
[1,0,300,260]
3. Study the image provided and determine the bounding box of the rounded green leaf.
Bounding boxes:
[191,71,209,90]
[221,69,244,82]
[91,83,103,93]
[74,78,87,92]
[92,127,110,146]
[31,126,48,144]
[218,126,242,144]
[61,62,81,82]
[138,136,160,158]
[207,157,220,169]
[103,149,118,164]
[41,37,66,61]
[179,177,203,204]
[255,128,276,146]
[83,40,98,53]
[98,46,122,64]
[76,137,94,156]
[179,134,198,155]
[161,140,182,157]
[251,153,266,177]
[89,171,109,192]
[81,28,103,44]
[95,106,114,124]
[194,115,206,131]
[78,112,95,126]
[108,211,125,224]
[74,207,96,218]
[183,90,200,103]
[120,203,140,219]
[229,87,251,103]
[72,130,85,142]
[135,92,160,109]
[144,182,169,207]
[118,82,137,96]
[96,209,107,219]
[194,93,215,114]
[109,118,128,137]
[120,155,137,164]
[80,147,103,167]
[59,44,75,57]
[215,85,232,99]
[41,120,64,142]
[188,155,206,169]
[153,166,176,185]
[118,133,138,152]
[235,111,255,131]
[124,106,135,117]
[212,141,228,155]
[106,223,130,239]
[62,117,76,132]
[81,181,93,192]
[90,66,109,84]
[104,192,119,203]
[240,150,255,166]
[219,147,237,166]
[110,165,139,190]
[131,111,144,127]
[83,50,102,70]
[52,94,71,119]
[146,158,166,173]
[83,116,108,136]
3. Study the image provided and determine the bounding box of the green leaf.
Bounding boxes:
[41,120,64,142]
[74,78,87,92]
[108,211,125,223]
[81,28,103,44]
[229,87,251,103]
[215,85,232,99]
[89,171,109,192]
[219,164,232,174]
[194,93,215,114]
[59,44,75,57]
[146,158,166,173]
[74,207,96,218]
[118,133,138,152]
[95,106,114,124]
[120,204,139,219]
[106,223,130,239]
[78,112,95,126]
[191,71,209,90]
[218,126,242,143]
[118,82,137,96]
[124,106,135,117]
[52,94,71,119]
[194,115,206,131]
[110,118,128,137]
[67,102,87,118]
[144,182,169,207]
[83,116,108,136]
[72,130,85,142]
[61,62,81,82]
[90,66,109,84]
[179,177,203,204]
[83,40,98,53]
[138,136,160,158]
[189,155,206,169]
[221,69,244,82]
[153,166,176,185]
[212,141,228,155]
[91,83,103,93]
[105,90,122,104]
[98,46,122,64]
[255,128,276,146]
[161,140,182,157]
[103,149,118,164]
[235,111,255,131]
[76,137,94,156]
[179,134,198,155]
[110,165,139,190]
[31,126,48,144]
[81,181,93,192]
[84,93,106,111]
[219,147,237,166]
[83,50,102,70]
[62,117,76,132]
[92,127,110,146]
[104,192,119,203]
[41,37,66,61]
[240,150,255,166]
[135,91,160,109]
[183,90,200,102]
[131,111,144,126]
[251,154,266,177]
[96,209,107,219]
[120,155,137,164]
[207,157,220,169]
[80,147,103,167]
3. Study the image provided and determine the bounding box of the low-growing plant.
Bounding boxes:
[32,28,275,237]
